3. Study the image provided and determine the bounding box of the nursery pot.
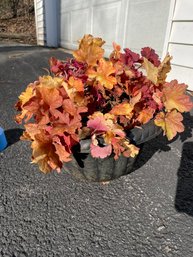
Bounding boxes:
[63,120,162,182]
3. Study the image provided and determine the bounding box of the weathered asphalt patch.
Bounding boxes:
[0,46,193,257]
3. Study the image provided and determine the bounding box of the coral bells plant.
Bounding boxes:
[15,34,193,173]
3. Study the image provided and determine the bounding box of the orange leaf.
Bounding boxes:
[109,42,121,61]
[110,102,133,117]
[152,89,163,109]
[21,123,42,140]
[31,132,62,173]
[53,136,72,163]
[15,109,33,124]
[37,86,63,110]
[136,108,154,124]
[87,58,117,89]
[163,80,193,112]
[73,34,105,66]
[68,76,84,92]
[154,110,184,140]
[62,80,86,107]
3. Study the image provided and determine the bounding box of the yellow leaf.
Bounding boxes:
[87,58,117,89]
[103,131,115,144]
[39,76,63,88]
[143,54,172,85]
[15,86,35,124]
[143,58,158,84]
[122,140,139,158]
[157,54,172,84]
[89,111,103,119]
[19,86,34,107]
[154,110,184,140]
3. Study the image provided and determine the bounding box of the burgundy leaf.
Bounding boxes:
[121,48,140,67]
[141,47,161,67]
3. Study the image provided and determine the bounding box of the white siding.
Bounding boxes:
[173,0,193,21]
[163,0,193,90]
[34,0,46,46]
[170,22,193,45]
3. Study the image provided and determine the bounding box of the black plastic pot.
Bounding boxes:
[63,120,162,182]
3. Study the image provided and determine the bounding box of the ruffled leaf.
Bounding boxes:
[38,75,63,88]
[109,42,121,62]
[141,47,160,67]
[31,131,62,173]
[90,143,112,158]
[136,108,155,124]
[53,136,72,163]
[162,80,193,112]
[154,110,184,140]
[17,85,35,107]
[143,54,172,85]
[110,102,133,117]
[121,48,140,67]
[68,76,84,92]
[15,85,35,123]
[87,116,108,133]
[73,34,105,66]
[122,141,139,158]
[87,58,117,89]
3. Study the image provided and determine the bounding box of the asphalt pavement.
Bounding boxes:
[0,45,193,257]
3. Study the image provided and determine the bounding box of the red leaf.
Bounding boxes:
[141,47,161,67]
[121,48,140,67]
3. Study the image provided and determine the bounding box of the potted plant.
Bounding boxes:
[15,34,193,181]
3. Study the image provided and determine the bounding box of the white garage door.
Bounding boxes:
[60,0,171,57]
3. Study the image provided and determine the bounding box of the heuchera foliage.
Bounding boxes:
[15,34,193,173]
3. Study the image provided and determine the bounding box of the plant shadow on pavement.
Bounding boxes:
[132,134,171,171]
[174,112,193,216]
[175,141,193,216]
[129,111,193,216]
[4,128,24,147]
[133,112,193,172]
